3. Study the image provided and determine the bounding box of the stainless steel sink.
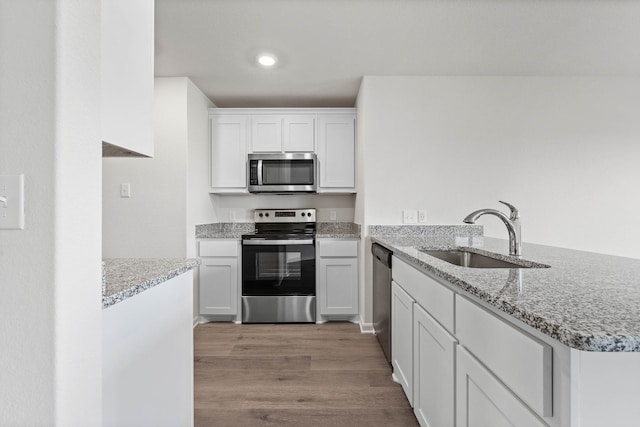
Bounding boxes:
[419,249,547,269]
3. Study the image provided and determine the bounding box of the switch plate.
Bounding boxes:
[418,210,427,223]
[330,210,337,221]
[0,174,25,230]
[403,209,417,224]
[120,183,131,198]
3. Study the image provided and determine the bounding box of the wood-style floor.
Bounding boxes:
[194,322,419,427]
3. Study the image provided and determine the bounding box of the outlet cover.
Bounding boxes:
[403,209,418,224]
[120,183,131,198]
[330,210,337,221]
[418,210,427,223]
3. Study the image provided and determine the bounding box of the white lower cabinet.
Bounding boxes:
[456,346,547,427]
[391,254,553,427]
[413,303,457,427]
[317,239,359,318]
[391,281,414,405]
[198,239,240,317]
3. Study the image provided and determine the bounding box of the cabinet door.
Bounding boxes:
[251,115,282,152]
[210,115,247,191]
[317,114,356,191]
[456,347,547,427]
[283,115,315,152]
[199,258,238,315]
[101,0,154,157]
[413,304,457,427]
[392,281,414,406]
[318,257,358,316]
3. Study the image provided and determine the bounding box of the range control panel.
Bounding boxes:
[254,209,316,223]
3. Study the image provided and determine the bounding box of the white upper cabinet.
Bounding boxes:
[251,114,315,153]
[251,115,283,152]
[101,0,154,157]
[283,115,315,152]
[209,108,355,193]
[210,115,247,192]
[317,114,356,192]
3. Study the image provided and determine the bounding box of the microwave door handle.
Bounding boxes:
[257,160,263,186]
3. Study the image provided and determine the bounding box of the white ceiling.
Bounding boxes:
[155,0,640,108]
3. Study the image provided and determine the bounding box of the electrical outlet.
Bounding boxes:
[418,210,427,223]
[230,210,237,221]
[403,209,418,224]
[330,210,337,221]
[120,183,131,198]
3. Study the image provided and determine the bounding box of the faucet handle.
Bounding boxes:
[499,200,520,220]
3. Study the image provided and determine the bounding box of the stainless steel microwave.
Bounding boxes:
[248,153,317,193]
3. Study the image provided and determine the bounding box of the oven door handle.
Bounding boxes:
[243,239,314,246]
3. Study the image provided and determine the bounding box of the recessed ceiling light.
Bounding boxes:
[257,53,277,68]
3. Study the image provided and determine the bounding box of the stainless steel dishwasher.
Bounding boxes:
[372,243,392,364]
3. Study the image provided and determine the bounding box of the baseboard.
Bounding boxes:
[193,316,199,328]
[359,321,375,334]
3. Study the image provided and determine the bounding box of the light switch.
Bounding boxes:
[120,183,131,198]
[0,174,25,230]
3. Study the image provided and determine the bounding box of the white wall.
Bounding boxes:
[103,77,216,320]
[356,76,640,322]
[211,194,355,222]
[187,79,217,256]
[0,0,102,424]
[186,79,216,320]
[103,78,190,258]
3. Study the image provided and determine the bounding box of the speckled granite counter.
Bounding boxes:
[103,258,199,309]
[196,222,255,239]
[196,222,360,239]
[372,230,640,352]
[317,222,360,238]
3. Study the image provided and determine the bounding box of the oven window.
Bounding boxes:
[256,252,302,279]
[262,160,314,185]
[242,243,315,296]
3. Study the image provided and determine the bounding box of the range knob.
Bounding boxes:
[265,212,269,217]
[258,213,263,218]
[300,212,305,217]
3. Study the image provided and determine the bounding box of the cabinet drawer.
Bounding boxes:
[392,256,454,333]
[456,295,552,417]
[456,346,547,427]
[318,239,358,257]
[199,240,239,257]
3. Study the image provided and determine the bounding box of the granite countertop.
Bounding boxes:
[102,258,200,309]
[316,222,360,238]
[196,222,361,239]
[373,232,640,352]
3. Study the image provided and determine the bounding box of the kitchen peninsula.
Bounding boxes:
[102,258,199,427]
[371,225,640,427]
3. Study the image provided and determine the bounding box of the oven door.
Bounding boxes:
[242,239,316,296]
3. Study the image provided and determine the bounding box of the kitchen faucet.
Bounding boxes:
[463,201,522,257]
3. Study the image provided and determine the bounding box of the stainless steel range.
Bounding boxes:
[241,209,316,323]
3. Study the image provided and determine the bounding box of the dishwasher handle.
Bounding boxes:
[371,243,392,268]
